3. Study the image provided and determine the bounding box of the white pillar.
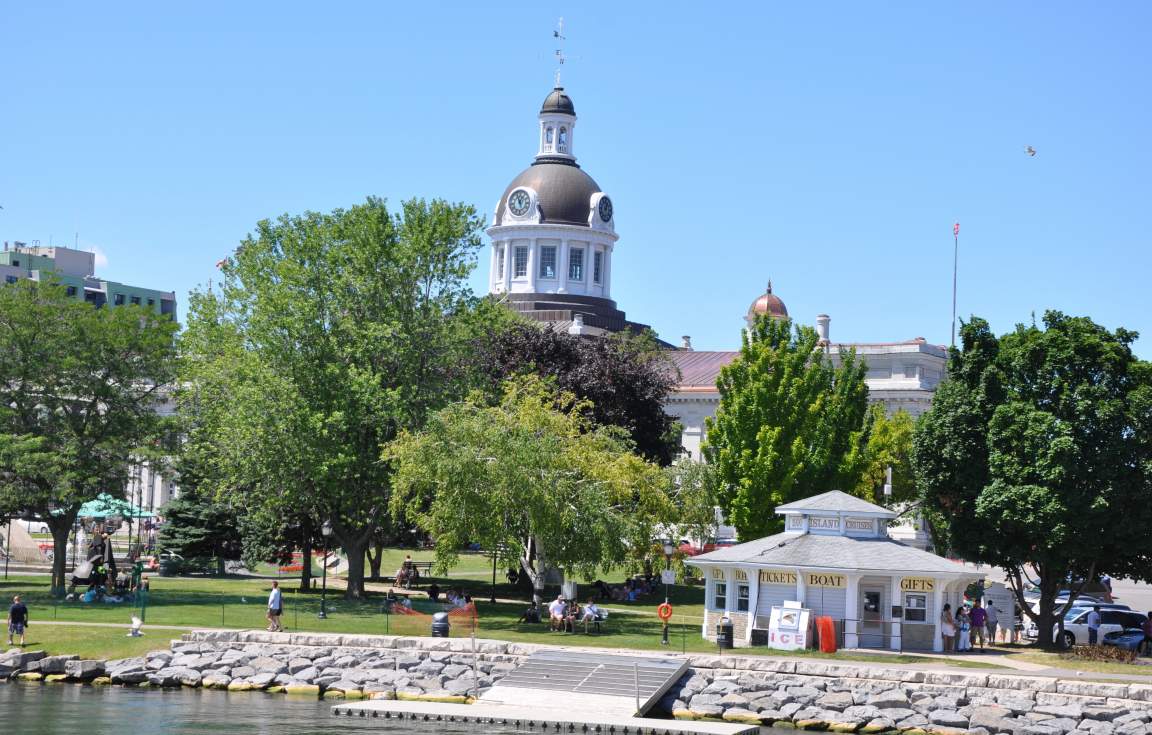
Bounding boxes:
[603,244,612,298]
[745,571,760,643]
[845,574,860,648]
[725,567,737,614]
[558,240,569,293]
[503,241,512,287]
[795,570,807,606]
[931,579,945,652]
[526,242,537,291]
[890,576,903,651]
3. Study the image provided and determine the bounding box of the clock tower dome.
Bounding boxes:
[487,86,649,337]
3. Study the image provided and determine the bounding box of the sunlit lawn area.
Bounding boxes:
[0,554,1013,670]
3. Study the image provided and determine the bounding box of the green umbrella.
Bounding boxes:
[76,493,155,519]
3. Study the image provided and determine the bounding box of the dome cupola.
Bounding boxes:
[746,280,789,326]
[541,87,575,116]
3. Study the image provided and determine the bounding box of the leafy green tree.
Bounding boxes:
[0,280,177,593]
[157,490,243,576]
[386,376,671,602]
[703,316,871,538]
[474,323,682,465]
[179,197,491,598]
[913,313,1152,648]
[849,405,917,505]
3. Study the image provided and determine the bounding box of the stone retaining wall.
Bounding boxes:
[6,630,1152,735]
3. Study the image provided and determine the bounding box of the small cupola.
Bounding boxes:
[538,87,577,161]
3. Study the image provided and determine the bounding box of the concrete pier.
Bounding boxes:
[331,699,758,735]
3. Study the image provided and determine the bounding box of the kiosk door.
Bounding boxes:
[860,586,885,648]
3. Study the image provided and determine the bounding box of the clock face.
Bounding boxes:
[598,196,613,222]
[508,189,532,217]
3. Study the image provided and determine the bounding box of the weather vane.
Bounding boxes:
[553,17,566,87]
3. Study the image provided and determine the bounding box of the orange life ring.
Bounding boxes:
[657,602,674,621]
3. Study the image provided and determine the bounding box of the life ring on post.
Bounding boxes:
[657,602,674,621]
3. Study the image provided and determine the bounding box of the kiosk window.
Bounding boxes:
[904,593,927,622]
[737,584,750,612]
[713,582,727,610]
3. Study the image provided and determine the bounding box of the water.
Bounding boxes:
[0,684,492,734]
[1,683,790,734]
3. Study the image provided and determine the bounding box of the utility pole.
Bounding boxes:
[951,222,960,348]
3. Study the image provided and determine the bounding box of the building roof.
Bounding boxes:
[541,87,576,116]
[747,281,788,321]
[688,531,971,576]
[668,351,738,388]
[775,490,896,517]
[495,162,602,227]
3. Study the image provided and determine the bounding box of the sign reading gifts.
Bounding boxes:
[900,577,936,592]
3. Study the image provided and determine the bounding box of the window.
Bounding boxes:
[593,251,603,284]
[558,127,568,153]
[4,275,17,285]
[147,298,155,306]
[66,286,78,297]
[737,584,750,612]
[568,248,584,281]
[114,293,125,305]
[539,246,557,278]
[1101,611,1127,626]
[130,296,141,305]
[545,127,554,152]
[713,582,727,611]
[11,260,18,267]
[513,246,529,278]
[495,246,505,278]
[904,593,927,622]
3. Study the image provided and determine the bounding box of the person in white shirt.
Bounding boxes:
[1087,606,1103,645]
[985,602,1000,643]
[548,595,567,632]
[266,581,283,632]
[581,598,601,633]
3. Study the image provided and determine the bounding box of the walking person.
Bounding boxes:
[970,600,988,650]
[7,595,28,647]
[985,601,999,645]
[266,581,283,632]
[940,603,956,653]
[1141,612,1152,657]
[1087,605,1102,646]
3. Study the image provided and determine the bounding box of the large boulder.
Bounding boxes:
[928,710,970,728]
[867,690,910,709]
[64,660,105,680]
[38,655,79,674]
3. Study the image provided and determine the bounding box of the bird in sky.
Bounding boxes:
[1025,146,1037,157]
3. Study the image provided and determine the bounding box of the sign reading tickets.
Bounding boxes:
[760,570,798,585]
[901,577,935,592]
[805,572,846,588]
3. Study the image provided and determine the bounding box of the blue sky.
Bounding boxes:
[3,3,1150,356]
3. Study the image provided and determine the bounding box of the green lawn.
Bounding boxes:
[0,555,1006,669]
[7,624,164,660]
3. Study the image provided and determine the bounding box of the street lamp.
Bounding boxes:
[661,541,675,646]
[318,520,333,620]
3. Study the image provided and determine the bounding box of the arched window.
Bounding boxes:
[545,127,554,152]
[558,127,568,153]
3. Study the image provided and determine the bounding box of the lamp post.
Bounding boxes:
[318,520,332,620]
[662,541,675,646]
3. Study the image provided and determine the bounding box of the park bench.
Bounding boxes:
[384,560,434,587]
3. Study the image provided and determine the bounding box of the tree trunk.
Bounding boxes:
[299,537,312,592]
[343,539,367,599]
[520,535,546,604]
[368,539,385,581]
[216,555,226,577]
[47,511,77,596]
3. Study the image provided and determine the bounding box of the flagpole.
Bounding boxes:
[951,222,960,348]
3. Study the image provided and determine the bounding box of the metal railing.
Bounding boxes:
[839,618,903,652]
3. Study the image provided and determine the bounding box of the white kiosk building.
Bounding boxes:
[686,491,984,652]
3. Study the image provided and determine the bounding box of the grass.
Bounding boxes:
[0,554,1034,670]
[1009,650,1152,675]
[6,624,163,660]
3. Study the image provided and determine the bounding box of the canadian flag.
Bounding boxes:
[953,222,960,237]
[215,259,227,269]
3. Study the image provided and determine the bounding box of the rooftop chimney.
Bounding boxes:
[816,314,831,343]
[681,335,693,351]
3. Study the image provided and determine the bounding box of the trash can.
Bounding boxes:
[431,611,451,638]
[716,616,734,649]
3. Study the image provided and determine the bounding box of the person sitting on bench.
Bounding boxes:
[548,595,567,631]
[582,598,602,633]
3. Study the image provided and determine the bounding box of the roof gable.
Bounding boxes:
[775,490,896,517]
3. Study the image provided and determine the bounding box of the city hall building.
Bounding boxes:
[685,491,983,652]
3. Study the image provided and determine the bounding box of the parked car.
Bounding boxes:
[1022,603,1128,640]
[1056,608,1146,648]
[1103,627,1147,652]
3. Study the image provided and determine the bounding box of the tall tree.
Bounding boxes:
[474,323,681,465]
[179,197,491,598]
[0,280,178,593]
[157,490,244,576]
[703,316,871,539]
[386,376,671,602]
[848,405,917,505]
[913,313,1152,648]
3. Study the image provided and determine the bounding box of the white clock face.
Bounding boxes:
[508,189,531,217]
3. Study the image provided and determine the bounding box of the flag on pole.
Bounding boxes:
[215,259,227,269]
[953,222,960,237]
